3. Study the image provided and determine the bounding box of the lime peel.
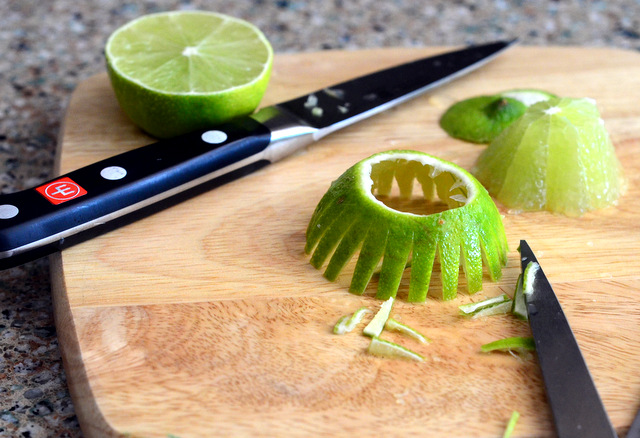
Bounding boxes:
[333,307,372,334]
[363,297,394,338]
[502,411,521,438]
[385,318,431,343]
[511,274,528,320]
[522,262,540,297]
[459,294,512,319]
[367,336,424,362]
[305,150,508,302]
[481,336,536,353]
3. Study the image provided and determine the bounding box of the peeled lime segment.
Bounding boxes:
[367,336,424,362]
[440,96,527,144]
[305,150,508,301]
[474,97,626,216]
[105,11,273,138]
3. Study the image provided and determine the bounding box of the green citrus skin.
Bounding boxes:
[440,96,527,144]
[305,150,508,302]
[105,11,273,138]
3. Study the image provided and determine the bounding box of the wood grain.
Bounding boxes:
[52,46,640,437]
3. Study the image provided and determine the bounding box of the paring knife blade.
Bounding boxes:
[519,240,617,438]
[0,40,516,270]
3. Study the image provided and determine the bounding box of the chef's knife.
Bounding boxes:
[519,240,617,438]
[0,40,516,270]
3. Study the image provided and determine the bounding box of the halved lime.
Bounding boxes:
[305,150,508,302]
[105,11,273,138]
[474,97,625,216]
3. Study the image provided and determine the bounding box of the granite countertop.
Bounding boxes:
[1,1,638,437]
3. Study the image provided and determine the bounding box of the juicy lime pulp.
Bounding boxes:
[473,97,625,216]
[305,150,508,302]
[105,11,273,138]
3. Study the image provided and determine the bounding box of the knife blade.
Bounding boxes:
[519,240,617,438]
[0,40,516,270]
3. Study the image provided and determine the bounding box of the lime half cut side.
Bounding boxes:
[474,97,626,216]
[105,11,273,138]
[305,150,508,302]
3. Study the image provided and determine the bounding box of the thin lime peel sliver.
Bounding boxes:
[367,336,424,362]
[333,307,372,334]
[481,336,536,353]
[363,297,394,337]
[522,261,540,297]
[511,273,528,320]
[305,150,508,301]
[459,293,512,319]
[502,411,521,438]
[385,318,431,343]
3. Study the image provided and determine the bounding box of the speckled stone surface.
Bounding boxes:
[0,1,639,436]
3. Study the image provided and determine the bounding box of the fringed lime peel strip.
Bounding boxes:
[305,150,508,302]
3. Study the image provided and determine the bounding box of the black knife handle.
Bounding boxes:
[0,116,273,270]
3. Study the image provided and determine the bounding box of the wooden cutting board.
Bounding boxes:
[51,46,640,437]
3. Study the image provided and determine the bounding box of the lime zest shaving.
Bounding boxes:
[522,262,540,297]
[385,318,431,344]
[367,336,424,362]
[333,307,372,334]
[511,274,528,320]
[481,336,536,353]
[363,297,395,337]
[502,411,521,438]
[459,293,511,317]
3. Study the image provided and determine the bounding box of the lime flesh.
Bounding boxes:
[305,150,508,302]
[474,97,625,216]
[105,11,273,138]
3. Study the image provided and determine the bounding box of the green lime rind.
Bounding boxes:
[440,96,527,144]
[363,297,394,337]
[333,307,372,334]
[105,11,273,138]
[474,97,625,216]
[305,150,508,302]
[502,411,521,438]
[367,336,424,362]
[511,274,528,320]
[481,336,536,353]
[385,318,431,343]
[459,294,512,319]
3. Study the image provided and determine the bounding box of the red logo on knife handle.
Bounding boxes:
[36,177,87,205]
